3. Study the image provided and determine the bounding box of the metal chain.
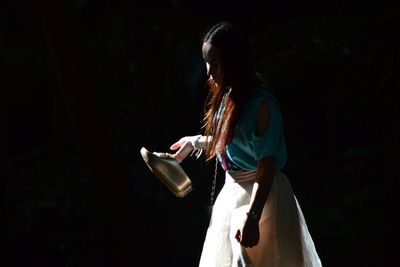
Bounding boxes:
[210,156,218,205]
[210,88,230,205]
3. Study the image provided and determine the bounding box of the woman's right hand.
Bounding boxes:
[169,136,196,163]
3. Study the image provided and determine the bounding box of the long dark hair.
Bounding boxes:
[201,21,262,161]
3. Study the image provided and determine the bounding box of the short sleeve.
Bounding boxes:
[226,88,287,170]
[250,96,286,163]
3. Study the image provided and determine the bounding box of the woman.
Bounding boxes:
[170,21,322,267]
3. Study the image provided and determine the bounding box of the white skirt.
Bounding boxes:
[199,170,322,267]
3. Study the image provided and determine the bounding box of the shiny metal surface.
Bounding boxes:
[140,147,193,197]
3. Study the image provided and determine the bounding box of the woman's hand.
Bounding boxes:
[169,136,196,163]
[235,217,260,248]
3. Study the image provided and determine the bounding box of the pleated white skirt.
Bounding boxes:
[199,170,322,267]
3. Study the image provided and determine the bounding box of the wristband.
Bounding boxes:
[247,211,260,221]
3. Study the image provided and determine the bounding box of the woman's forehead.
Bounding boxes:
[202,41,220,62]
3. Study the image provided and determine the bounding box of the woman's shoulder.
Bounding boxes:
[248,85,279,107]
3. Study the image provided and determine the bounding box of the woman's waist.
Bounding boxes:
[226,169,258,183]
[226,169,283,184]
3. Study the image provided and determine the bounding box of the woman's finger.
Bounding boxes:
[174,144,193,163]
[170,139,184,150]
[169,142,180,150]
[173,149,184,163]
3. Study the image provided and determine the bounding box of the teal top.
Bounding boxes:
[220,86,287,171]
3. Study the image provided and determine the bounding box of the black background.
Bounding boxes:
[2,0,399,266]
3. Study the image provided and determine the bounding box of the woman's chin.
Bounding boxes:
[208,77,218,86]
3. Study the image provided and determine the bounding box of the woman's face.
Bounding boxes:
[202,41,221,85]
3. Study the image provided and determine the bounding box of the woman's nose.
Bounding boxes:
[206,63,211,76]
[206,64,215,77]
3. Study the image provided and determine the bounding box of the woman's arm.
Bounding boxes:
[249,100,274,218]
[239,156,276,248]
[248,156,276,221]
[238,101,276,248]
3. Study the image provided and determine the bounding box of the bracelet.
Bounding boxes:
[247,211,260,221]
[189,135,203,159]
[190,135,202,149]
[189,147,203,159]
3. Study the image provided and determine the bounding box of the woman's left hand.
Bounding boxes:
[235,217,260,248]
